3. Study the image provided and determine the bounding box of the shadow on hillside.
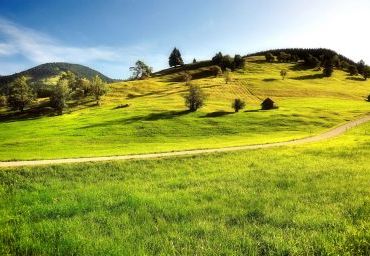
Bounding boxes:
[201,111,233,118]
[80,110,191,129]
[0,103,56,123]
[263,78,278,82]
[0,99,97,123]
[247,59,267,64]
[291,74,324,80]
[346,77,365,81]
[290,63,310,71]
[244,109,260,113]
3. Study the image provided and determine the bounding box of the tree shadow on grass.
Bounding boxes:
[346,77,365,81]
[291,74,325,80]
[80,110,192,129]
[201,111,234,118]
[263,78,278,82]
[244,109,260,113]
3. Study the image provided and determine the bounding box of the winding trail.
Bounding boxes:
[1,114,369,168]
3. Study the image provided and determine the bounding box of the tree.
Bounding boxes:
[169,48,184,67]
[90,75,107,105]
[75,78,91,97]
[265,52,274,62]
[362,66,370,81]
[50,79,71,114]
[234,55,245,69]
[129,60,153,80]
[184,85,205,112]
[367,95,370,102]
[224,68,231,84]
[322,57,334,77]
[0,95,6,107]
[348,65,358,76]
[232,98,246,112]
[193,58,197,64]
[357,60,366,75]
[280,70,287,80]
[212,52,223,66]
[7,76,34,112]
[60,71,77,90]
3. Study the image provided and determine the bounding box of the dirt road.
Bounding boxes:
[1,114,369,168]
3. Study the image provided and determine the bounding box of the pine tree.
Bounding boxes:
[169,48,184,67]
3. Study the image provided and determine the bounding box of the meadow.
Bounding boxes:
[0,57,369,161]
[0,119,369,255]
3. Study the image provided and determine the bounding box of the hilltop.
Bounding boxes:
[0,62,114,89]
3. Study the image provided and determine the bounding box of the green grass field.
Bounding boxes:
[0,57,369,161]
[1,119,369,255]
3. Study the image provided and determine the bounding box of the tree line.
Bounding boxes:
[259,48,370,79]
[0,72,107,115]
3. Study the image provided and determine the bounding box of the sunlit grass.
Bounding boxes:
[0,57,369,160]
[0,121,369,255]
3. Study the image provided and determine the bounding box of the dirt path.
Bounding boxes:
[1,114,369,168]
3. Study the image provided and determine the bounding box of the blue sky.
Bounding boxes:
[0,0,369,79]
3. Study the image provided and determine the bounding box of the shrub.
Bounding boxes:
[232,99,246,112]
[280,70,287,80]
[184,85,205,112]
[224,68,231,84]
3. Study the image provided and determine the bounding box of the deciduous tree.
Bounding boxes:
[7,76,34,112]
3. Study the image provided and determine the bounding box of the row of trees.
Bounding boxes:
[264,50,370,79]
[0,73,107,114]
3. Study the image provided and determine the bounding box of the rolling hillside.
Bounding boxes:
[0,56,369,160]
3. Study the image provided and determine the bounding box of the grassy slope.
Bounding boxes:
[0,57,369,161]
[0,120,369,255]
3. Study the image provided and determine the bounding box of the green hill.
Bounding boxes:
[0,55,369,160]
[0,62,114,90]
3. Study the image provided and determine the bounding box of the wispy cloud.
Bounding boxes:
[0,18,164,78]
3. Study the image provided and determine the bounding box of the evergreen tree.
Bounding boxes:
[169,48,184,67]
[265,52,274,62]
[357,60,366,75]
[348,65,358,76]
[234,55,245,69]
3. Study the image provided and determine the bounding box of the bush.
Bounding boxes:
[280,70,287,80]
[184,85,206,112]
[232,99,246,112]
[224,68,231,84]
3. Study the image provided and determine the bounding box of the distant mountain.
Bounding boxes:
[0,62,114,89]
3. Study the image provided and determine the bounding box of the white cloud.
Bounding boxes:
[0,18,161,78]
